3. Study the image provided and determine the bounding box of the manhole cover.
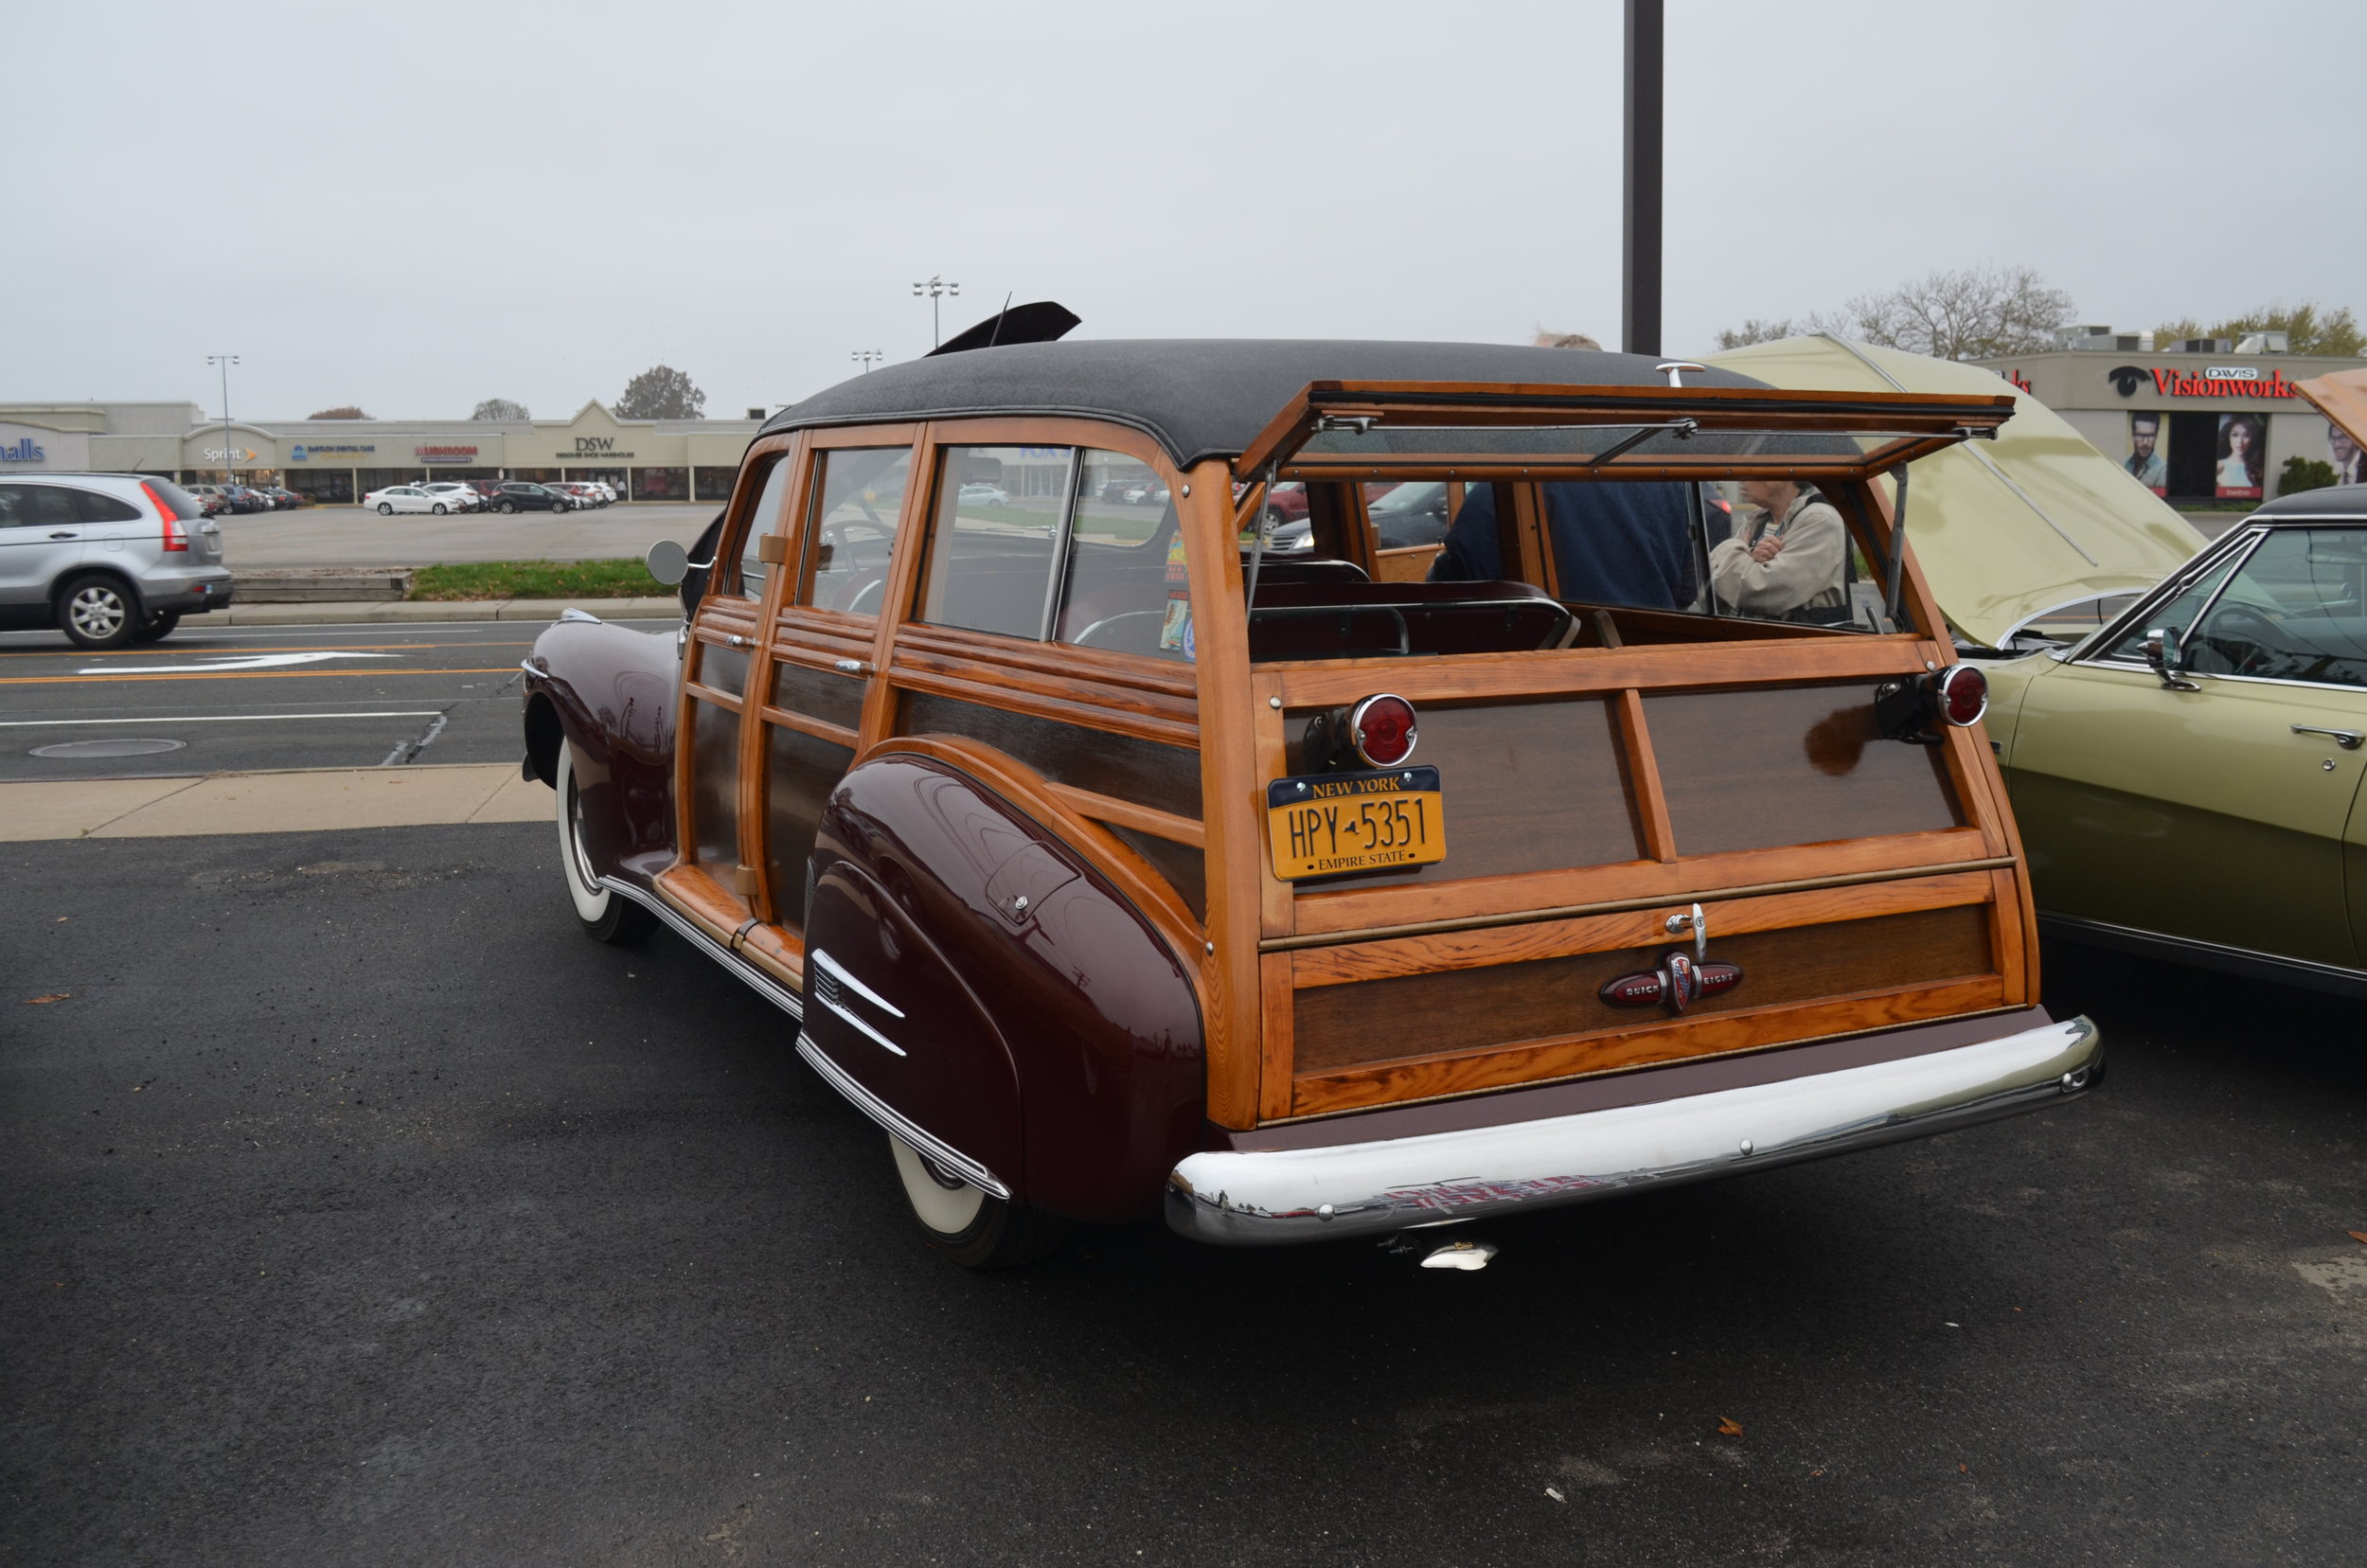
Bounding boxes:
[29,738,187,758]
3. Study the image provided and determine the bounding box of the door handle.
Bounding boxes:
[48,530,79,540]
[2291,725,2362,750]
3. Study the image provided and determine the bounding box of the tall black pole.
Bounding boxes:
[1622,0,1664,357]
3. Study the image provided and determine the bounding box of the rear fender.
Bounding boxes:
[810,754,1204,1221]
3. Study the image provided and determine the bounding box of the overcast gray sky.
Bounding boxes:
[10,0,2362,422]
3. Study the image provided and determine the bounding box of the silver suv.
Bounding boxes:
[0,474,232,648]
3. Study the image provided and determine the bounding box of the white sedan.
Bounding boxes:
[418,481,482,511]
[365,486,449,515]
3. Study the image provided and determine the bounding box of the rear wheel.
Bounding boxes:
[131,610,182,644]
[58,575,139,650]
[553,741,653,944]
[432,502,448,514]
[888,1134,1070,1268]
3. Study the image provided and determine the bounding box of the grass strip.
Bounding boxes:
[408,560,665,601]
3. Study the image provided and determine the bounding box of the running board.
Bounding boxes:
[597,874,805,1020]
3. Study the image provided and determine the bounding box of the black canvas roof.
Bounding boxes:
[760,340,1771,469]
[2254,483,2367,518]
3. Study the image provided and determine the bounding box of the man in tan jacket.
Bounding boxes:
[1709,479,1849,622]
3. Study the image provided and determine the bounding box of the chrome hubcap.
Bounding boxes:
[69,588,126,638]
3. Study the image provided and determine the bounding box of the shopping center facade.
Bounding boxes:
[1973,337,2367,504]
[0,400,763,504]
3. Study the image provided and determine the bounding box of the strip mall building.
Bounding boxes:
[1974,337,2367,503]
[0,400,762,504]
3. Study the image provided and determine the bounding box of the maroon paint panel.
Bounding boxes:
[805,859,1026,1190]
[813,756,1204,1222]
[525,618,684,883]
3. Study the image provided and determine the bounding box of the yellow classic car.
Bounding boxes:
[1983,480,2367,993]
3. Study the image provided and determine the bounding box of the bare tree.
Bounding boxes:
[471,398,529,421]
[2152,302,2362,356]
[307,405,370,419]
[1713,264,2075,360]
[614,365,706,421]
[1835,265,2075,360]
[1532,330,1603,349]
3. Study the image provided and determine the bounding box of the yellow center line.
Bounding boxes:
[0,668,523,686]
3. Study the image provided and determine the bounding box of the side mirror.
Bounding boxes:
[2141,627,2199,691]
[644,539,690,587]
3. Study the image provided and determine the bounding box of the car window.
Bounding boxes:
[733,454,793,602]
[0,485,78,527]
[73,489,144,524]
[1057,449,1191,662]
[917,446,1075,640]
[145,479,204,519]
[2178,528,2367,686]
[801,446,913,618]
[2097,542,2251,667]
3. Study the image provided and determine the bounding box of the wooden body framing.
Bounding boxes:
[652,399,2039,1135]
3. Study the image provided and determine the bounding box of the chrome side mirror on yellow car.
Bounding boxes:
[2142,627,2200,691]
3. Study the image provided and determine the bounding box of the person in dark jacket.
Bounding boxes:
[1427,481,1698,609]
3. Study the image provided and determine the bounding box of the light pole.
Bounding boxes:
[851,349,883,373]
[206,354,240,485]
[1621,0,1664,356]
[912,276,959,347]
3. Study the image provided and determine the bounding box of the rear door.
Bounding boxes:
[0,483,87,608]
[1216,382,2033,1123]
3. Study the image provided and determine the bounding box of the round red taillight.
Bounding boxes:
[1349,693,1418,767]
[1935,665,1987,727]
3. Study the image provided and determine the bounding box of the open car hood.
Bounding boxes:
[1705,336,2205,646]
[2296,367,2367,450]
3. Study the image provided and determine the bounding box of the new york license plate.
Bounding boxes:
[1266,766,1446,881]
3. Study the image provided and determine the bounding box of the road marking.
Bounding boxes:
[0,668,518,686]
[2,640,531,660]
[78,650,403,674]
[0,711,442,727]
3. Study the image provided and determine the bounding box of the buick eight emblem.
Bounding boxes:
[1600,950,1743,1014]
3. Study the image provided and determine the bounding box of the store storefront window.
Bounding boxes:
[511,468,561,483]
[288,471,355,504]
[633,467,687,501]
[565,467,628,492]
[694,465,738,502]
[356,468,416,493]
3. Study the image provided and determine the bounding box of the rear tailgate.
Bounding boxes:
[1252,637,2027,1119]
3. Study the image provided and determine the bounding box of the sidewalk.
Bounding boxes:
[0,762,551,841]
[205,597,681,626]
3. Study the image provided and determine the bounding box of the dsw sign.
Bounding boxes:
[569,437,633,459]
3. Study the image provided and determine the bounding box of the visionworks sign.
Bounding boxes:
[2106,365,2301,400]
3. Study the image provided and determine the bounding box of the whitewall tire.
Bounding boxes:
[888,1133,1069,1269]
[553,741,651,944]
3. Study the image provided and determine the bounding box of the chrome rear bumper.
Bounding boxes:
[1165,1016,2100,1246]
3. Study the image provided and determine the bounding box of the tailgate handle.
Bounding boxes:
[1663,901,1707,961]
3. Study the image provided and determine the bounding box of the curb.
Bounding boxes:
[205,597,682,626]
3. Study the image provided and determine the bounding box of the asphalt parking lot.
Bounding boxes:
[6,821,2362,1566]
[0,619,673,780]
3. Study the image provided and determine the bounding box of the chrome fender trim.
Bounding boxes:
[1166,1016,2101,1246]
[596,874,804,1021]
[795,1032,1011,1200]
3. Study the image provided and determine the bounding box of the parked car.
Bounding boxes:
[489,481,572,513]
[0,473,231,648]
[1983,482,2367,995]
[520,336,2099,1270]
[365,485,452,515]
[259,485,304,509]
[419,481,482,512]
[555,482,609,508]
[182,483,232,517]
[955,482,1010,507]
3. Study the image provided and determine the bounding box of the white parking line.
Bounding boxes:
[76,651,401,674]
[0,711,441,727]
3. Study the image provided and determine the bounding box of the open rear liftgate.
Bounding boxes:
[1222,378,2039,1123]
